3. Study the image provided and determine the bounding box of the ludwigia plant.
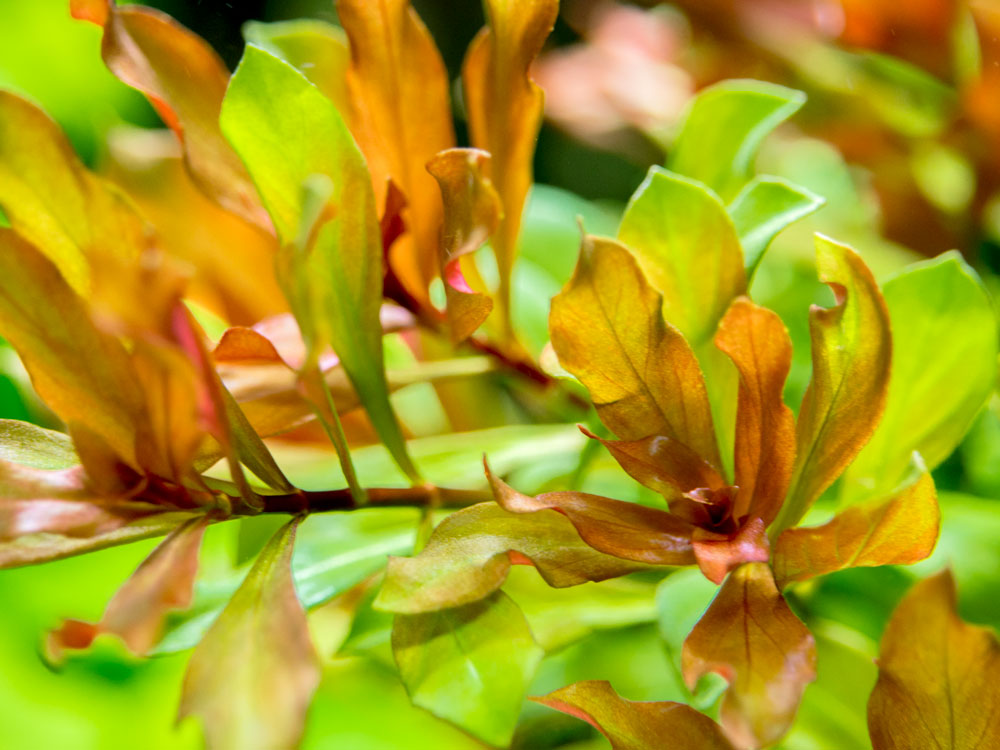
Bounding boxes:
[0,1,998,749]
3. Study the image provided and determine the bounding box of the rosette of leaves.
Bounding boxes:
[377,83,998,747]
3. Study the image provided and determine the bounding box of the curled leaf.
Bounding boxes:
[682,562,816,747]
[550,235,719,466]
[868,570,1000,749]
[72,0,268,227]
[463,0,558,337]
[534,680,736,750]
[338,0,455,304]
[774,470,939,586]
[375,502,646,614]
[775,235,892,533]
[427,148,499,343]
[179,517,320,750]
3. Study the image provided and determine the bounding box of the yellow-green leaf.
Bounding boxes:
[868,570,1000,749]
[550,235,719,466]
[773,470,939,586]
[179,517,320,750]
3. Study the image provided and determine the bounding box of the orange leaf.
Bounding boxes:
[775,235,892,533]
[550,236,720,467]
[338,0,455,305]
[586,429,726,502]
[691,517,770,585]
[488,463,696,566]
[715,297,796,526]
[427,148,499,343]
[375,502,646,613]
[48,514,210,659]
[534,680,736,750]
[868,570,1000,748]
[71,0,268,228]
[773,470,939,586]
[682,562,816,747]
[0,229,145,470]
[179,518,319,750]
[463,0,558,338]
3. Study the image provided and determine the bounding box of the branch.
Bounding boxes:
[229,486,493,516]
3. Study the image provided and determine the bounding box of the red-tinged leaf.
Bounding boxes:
[338,0,455,305]
[71,0,268,228]
[714,298,796,525]
[773,471,939,586]
[374,502,647,614]
[427,148,499,343]
[104,128,286,326]
[48,514,210,658]
[585,429,726,502]
[0,91,146,295]
[0,511,199,570]
[179,517,320,750]
[774,235,892,533]
[0,229,146,471]
[533,680,736,750]
[868,570,1000,749]
[682,562,816,747]
[691,517,770,585]
[463,0,558,338]
[488,464,696,567]
[550,236,720,467]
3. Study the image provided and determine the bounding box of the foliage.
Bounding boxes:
[0,1,998,749]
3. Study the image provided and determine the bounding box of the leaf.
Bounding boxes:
[0,229,145,469]
[154,508,419,654]
[488,465,696,567]
[843,253,998,500]
[682,562,816,748]
[463,0,558,338]
[667,79,806,202]
[0,91,145,294]
[533,680,736,750]
[618,167,746,349]
[550,235,719,466]
[774,470,939,586]
[714,298,796,526]
[338,0,455,304]
[867,570,1000,749]
[427,148,499,343]
[48,514,210,658]
[392,590,543,747]
[0,420,77,470]
[0,511,200,569]
[71,0,268,227]
[221,46,417,481]
[242,19,351,114]
[728,176,824,278]
[179,517,320,750]
[774,235,892,533]
[375,502,646,614]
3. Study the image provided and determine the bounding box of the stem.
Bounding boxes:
[304,367,368,507]
[229,486,491,516]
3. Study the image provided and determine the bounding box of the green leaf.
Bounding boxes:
[668,80,806,201]
[842,253,998,501]
[392,591,543,747]
[0,419,77,470]
[728,176,824,278]
[179,518,320,750]
[220,45,418,482]
[154,509,419,654]
[242,19,350,114]
[617,167,745,474]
